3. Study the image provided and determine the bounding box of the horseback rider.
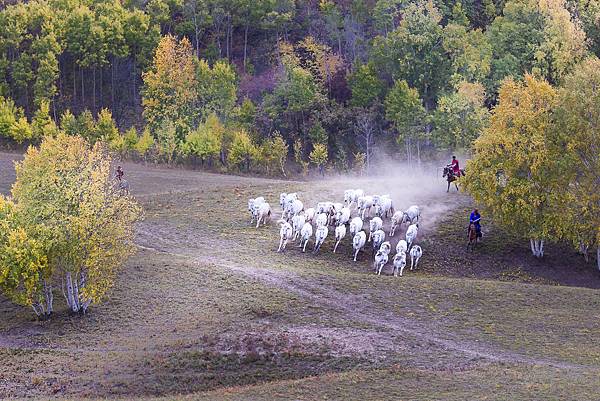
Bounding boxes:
[115,165,124,182]
[450,155,461,177]
[469,209,482,238]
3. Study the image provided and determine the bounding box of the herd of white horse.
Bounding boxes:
[247,189,424,277]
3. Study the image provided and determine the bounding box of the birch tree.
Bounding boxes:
[8,133,142,314]
[464,75,563,257]
[554,57,600,268]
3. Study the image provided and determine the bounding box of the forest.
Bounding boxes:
[0,0,598,263]
[0,0,597,172]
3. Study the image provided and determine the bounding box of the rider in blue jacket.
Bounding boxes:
[470,209,482,237]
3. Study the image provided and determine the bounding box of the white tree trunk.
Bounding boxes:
[44,280,53,315]
[530,239,544,258]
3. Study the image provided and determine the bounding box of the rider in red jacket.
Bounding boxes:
[451,156,461,177]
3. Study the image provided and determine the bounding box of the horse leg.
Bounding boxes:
[454,182,459,191]
[447,181,450,192]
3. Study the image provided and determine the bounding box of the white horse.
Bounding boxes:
[279,192,297,209]
[410,245,423,270]
[405,223,419,250]
[344,189,364,209]
[393,252,407,277]
[349,216,363,238]
[358,195,374,219]
[336,207,351,226]
[316,201,333,215]
[254,202,272,228]
[299,222,313,253]
[396,239,408,255]
[285,199,303,220]
[374,196,394,219]
[389,210,404,237]
[379,241,392,255]
[291,214,306,240]
[371,229,386,254]
[248,197,265,223]
[352,231,367,262]
[304,208,316,224]
[277,220,293,252]
[402,205,421,225]
[313,225,329,254]
[315,212,328,228]
[374,250,389,275]
[333,224,347,253]
[368,217,383,242]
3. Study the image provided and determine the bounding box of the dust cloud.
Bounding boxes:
[300,157,472,235]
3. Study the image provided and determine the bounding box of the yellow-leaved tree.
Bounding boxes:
[258,132,288,176]
[1,133,143,316]
[554,58,600,268]
[0,196,52,317]
[142,35,198,134]
[228,129,257,172]
[182,113,224,166]
[309,143,328,176]
[464,75,565,257]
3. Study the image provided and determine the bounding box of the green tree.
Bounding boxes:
[123,127,139,152]
[309,143,328,176]
[195,59,237,121]
[348,64,385,108]
[371,0,452,108]
[142,35,198,134]
[259,133,288,176]
[60,110,78,136]
[95,108,119,143]
[373,0,405,35]
[155,119,180,164]
[0,96,24,140]
[182,114,223,166]
[11,117,33,143]
[0,196,52,318]
[135,128,155,161]
[488,0,588,89]
[385,79,426,164]
[431,81,489,150]
[443,23,492,85]
[228,129,257,171]
[31,100,57,141]
[76,110,97,141]
[237,97,256,130]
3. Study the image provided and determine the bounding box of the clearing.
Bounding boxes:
[1,151,599,400]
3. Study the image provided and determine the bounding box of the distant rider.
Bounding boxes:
[469,209,482,238]
[115,166,124,182]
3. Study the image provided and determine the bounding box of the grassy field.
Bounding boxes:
[1,152,599,400]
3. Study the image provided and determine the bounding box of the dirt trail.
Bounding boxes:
[135,225,585,372]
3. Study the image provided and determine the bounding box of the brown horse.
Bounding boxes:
[467,222,478,252]
[443,165,459,192]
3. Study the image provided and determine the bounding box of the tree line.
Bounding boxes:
[1,0,598,172]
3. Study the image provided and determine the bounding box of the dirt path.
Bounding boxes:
[135,225,585,372]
